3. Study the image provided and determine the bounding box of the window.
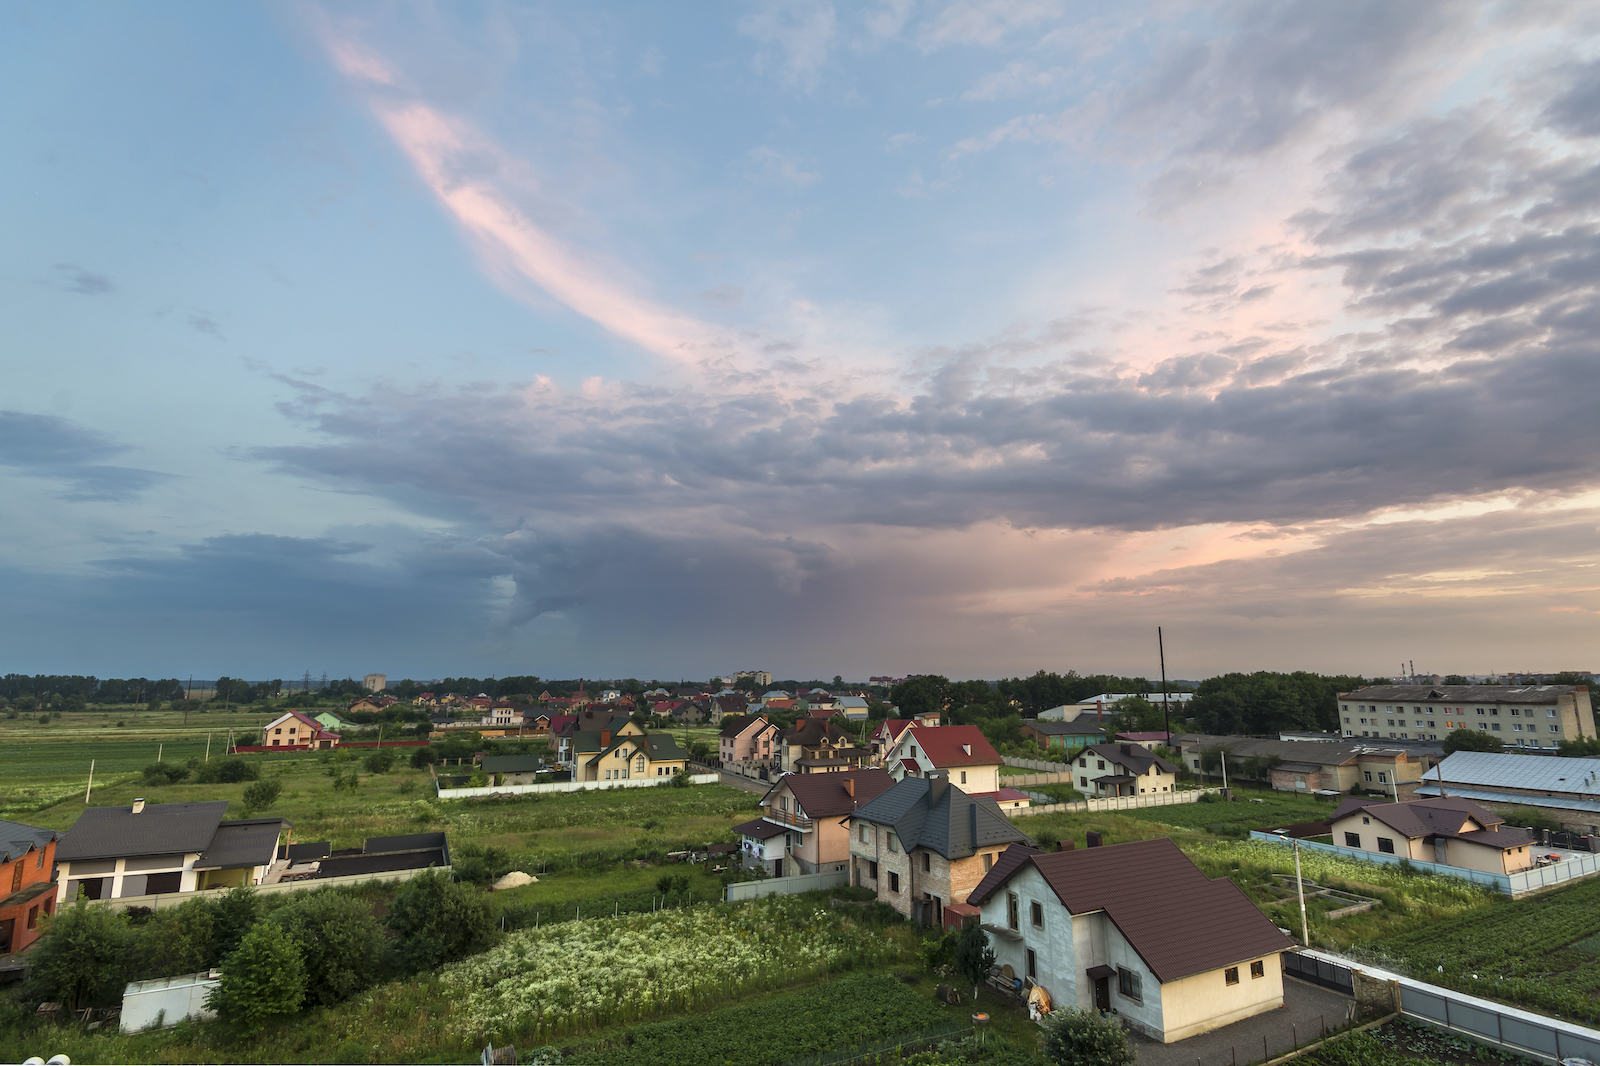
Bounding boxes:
[910,745,918,758]
[1097,760,1105,770]
[922,852,931,872]
[960,771,967,784]
[1363,772,1372,783]
[1027,948,1037,980]
[1251,960,1265,979]
[1344,832,1361,847]
[1118,968,1143,1002]
[868,860,879,880]
[1513,724,1523,732]
[27,904,40,929]
[1079,758,1087,767]
[1225,967,1239,986]
[1511,709,1520,717]
[1377,837,1395,854]
[982,852,993,872]
[1477,708,1485,715]
[36,850,44,869]
[1549,709,1559,717]
[1428,721,1435,728]
[1377,772,1388,784]
[1080,776,1088,787]
[1552,725,1561,733]
[889,871,900,893]
[1007,892,1020,930]
[1490,709,1498,716]
[1031,900,1044,926]
[1491,723,1501,731]
[859,824,867,843]
[1343,717,1350,724]
[10,863,21,892]
[888,833,898,853]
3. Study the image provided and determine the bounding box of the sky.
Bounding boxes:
[2,1,1598,683]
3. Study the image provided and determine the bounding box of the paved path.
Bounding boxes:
[1134,978,1354,1066]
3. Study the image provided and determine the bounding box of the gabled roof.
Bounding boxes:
[734,817,787,840]
[784,718,855,746]
[1329,795,1528,849]
[57,801,230,862]
[901,725,1001,768]
[765,768,894,818]
[1081,743,1179,777]
[849,777,1032,860]
[193,818,285,871]
[587,732,688,765]
[0,819,58,864]
[968,837,1292,984]
[720,714,774,739]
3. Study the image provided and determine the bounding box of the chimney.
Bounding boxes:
[601,729,611,746]
[131,798,146,814]
[1086,830,1103,848]
[928,770,950,807]
[843,777,854,797]
[1061,839,1075,851]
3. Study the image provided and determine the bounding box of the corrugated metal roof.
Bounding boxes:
[1414,783,1600,815]
[1433,751,1600,795]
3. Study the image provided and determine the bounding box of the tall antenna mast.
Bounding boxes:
[1158,626,1171,744]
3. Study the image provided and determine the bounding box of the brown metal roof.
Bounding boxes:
[968,837,1291,984]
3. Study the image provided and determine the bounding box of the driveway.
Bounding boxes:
[1134,977,1354,1066]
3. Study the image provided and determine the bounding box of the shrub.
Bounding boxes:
[206,922,305,1033]
[954,922,996,1002]
[136,899,214,980]
[207,887,262,965]
[1042,1007,1136,1066]
[242,778,283,813]
[141,761,192,786]
[27,900,136,1010]
[193,757,260,784]
[452,843,515,888]
[363,748,397,774]
[409,746,438,768]
[271,891,385,1007]
[385,870,498,975]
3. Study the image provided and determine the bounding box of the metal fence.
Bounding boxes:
[1247,832,1600,897]
[725,870,850,901]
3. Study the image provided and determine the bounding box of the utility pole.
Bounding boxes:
[1293,839,1310,946]
[85,759,95,804]
[1158,627,1172,745]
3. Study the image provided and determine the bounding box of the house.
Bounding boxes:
[1070,743,1179,798]
[1337,684,1595,747]
[313,711,354,733]
[720,714,781,766]
[1,819,59,956]
[480,754,544,786]
[837,696,871,721]
[912,710,942,728]
[780,718,868,773]
[554,711,643,769]
[733,818,789,875]
[583,732,688,782]
[1020,719,1110,753]
[260,710,340,750]
[869,719,917,765]
[1413,751,1600,834]
[751,768,895,877]
[967,836,1291,1043]
[1329,795,1536,874]
[1176,736,1429,794]
[885,725,1003,794]
[348,695,386,714]
[55,800,287,905]
[483,702,519,727]
[1117,731,1172,747]
[847,772,1034,926]
[520,710,553,734]
[711,694,750,721]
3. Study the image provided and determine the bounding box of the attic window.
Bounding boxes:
[962,744,971,755]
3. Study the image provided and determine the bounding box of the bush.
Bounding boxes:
[206,922,305,1032]
[409,746,438,768]
[141,761,192,786]
[271,891,385,1007]
[208,887,262,964]
[385,870,499,974]
[26,900,136,1010]
[363,748,397,774]
[193,757,260,784]
[135,899,214,980]
[452,843,515,888]
[954,922,996,1001]
[242,778,283,813]
[1042,1007,1136,1066]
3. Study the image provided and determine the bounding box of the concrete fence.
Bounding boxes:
[1003,756,1075,774]
[1003,771,1078,786]
[1010,787,1220,818]
[1248,832,1600,898]
[85,865,447,913]
[436,772,719,799]
[725,869,850,901]
[1298,947,1600,1065]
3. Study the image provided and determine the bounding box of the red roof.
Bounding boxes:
[903,725,1000,768]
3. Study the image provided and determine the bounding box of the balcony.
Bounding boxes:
[762,807,814,831]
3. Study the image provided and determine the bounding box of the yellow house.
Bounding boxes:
[583,732,689,782]
[1329,796,1536,874]
[968,836,1292,1043]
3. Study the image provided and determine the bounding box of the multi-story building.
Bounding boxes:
[847,772,1033,926]
[1,819,59,956]
[363,673,387,692]
[1337,684,1594,748]
[738,768,895,876]
[719,714,780,766]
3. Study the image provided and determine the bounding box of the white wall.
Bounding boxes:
[120,972,219,1032]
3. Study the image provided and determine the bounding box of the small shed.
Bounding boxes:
[120,970,219,1032]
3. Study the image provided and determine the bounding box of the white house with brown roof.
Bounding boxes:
[1329,795,1536,874]
[967,837,1292,1043]
[885,725,1002,793]
[1070,743,1179,798]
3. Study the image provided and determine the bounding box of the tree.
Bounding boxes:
[1558,737,1600,756]
[272,892,385,1007]
[363,747,397,773]
[953,922,996,1003]
[27,899,135,1011]
[891,676,952,717]
[1042,1007,1137,1066]
[136,898,214,979]
[1443,728,1503,754]
[384,870,498,974]
[242,778,283,813]
[1441,675,1472,686]
[207,886,262,965]
[206,922,305,1032]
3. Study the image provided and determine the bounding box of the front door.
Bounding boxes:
[1094,976,1110,1011]
[774,858,783,877]
[0,917,13,952]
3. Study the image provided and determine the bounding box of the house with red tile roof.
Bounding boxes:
[967,836,1292,1043]
[260,710,340,750]
[885,725,1002,793]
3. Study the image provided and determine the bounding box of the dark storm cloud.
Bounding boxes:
[0,411,167,501]
[1543,59,1600,138]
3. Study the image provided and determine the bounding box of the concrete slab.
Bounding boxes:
[1134,977,1354,1066]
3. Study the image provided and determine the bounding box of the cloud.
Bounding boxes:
[53,264,114,295]
[746,145,821,187]
[699,285,745,306]
[0,411,168,501]
[738,0,838,90]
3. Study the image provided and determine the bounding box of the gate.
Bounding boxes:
[1283,951,1354,994]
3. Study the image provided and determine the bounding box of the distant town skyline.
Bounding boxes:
[3,3,1597,679]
